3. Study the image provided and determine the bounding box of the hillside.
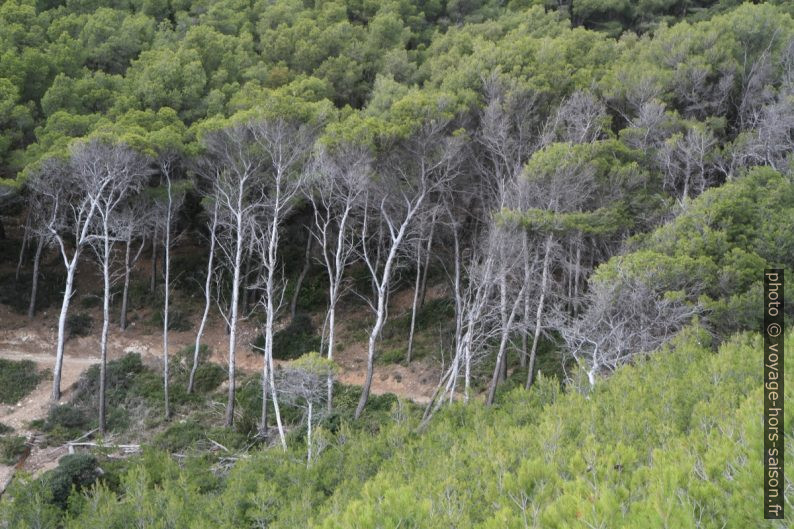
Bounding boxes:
[1,0,794,526]
[2,328,790,528]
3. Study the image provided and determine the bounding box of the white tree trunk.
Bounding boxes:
[99,233,111,433]
[526,234,553,390]
[188,205,218,394]
[52,254,79,401]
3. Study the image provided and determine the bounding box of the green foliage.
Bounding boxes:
[0,435,27,465]
[252,313,321,360]
[0,358,43,404]
[594,166,794,336]
[66,312,93,338]
[41,404,91,444]
[153,420,206,453]
[43,454,101,509]
[5,328,788,527]
[149,305,192,331]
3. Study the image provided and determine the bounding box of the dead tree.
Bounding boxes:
[115,196,152,331]
[188,197,219,394]
[199,122,268,427]
[150,157,186,421]
[249,117,314,447]
[559,267,702,386]
[306,142,369,411]
[83,142,149,433]
[355,121,461,419]
[28,145,108,402]
[276,352,335,465]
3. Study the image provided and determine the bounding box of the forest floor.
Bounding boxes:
[0,254,443,491]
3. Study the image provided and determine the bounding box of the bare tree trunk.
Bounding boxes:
[573,243,581,315]
[120,238,132,330]
[326,304,336,412]
[225,225,243,427]
[356,299,386,420]
[418,219,435,308]
[520,234,532,368]
[290,229,313,320]
[98,236,111,434]
[261,213,287,449]
[487,277,526,406]
[27,236,44,320]
[150,227,158,294]
[306,401,313,465]
[526,235,553,390]
[406,237,422,364]
[15,210,31,282]
[162,181,172,421]
[188,203,218,394]
[52,255,80,401]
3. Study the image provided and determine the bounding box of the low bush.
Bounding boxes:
[44,454,100,509]
[150,306,193,331]
[252,313,321,360]
[0,422,13,434]
[153,420,206,453]
[0,435,27,465]
[0,358,43,404]
[66,312,93,338]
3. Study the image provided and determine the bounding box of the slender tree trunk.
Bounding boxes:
[487,277,526,406]
[418,218,435,308]
[526,235,553,390]
[290,230,313,320]
[262,212,286,450]
[188,204,217,394]
[150,228,158,293]
[98,235,111,434]
[225,226,243,427]
[355,296,386,420]
[15,210,31,282]
[306,401,313,465]
[326,303,336,413]
[120,238,132,330]
[406,238,422,364]
[52,255,80,401]
[27,237,44,319]
[162,189,172,421]
[497,271,508,384]
[520,235,532,368]
[573,243,581,315]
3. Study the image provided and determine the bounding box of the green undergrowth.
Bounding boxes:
[0,358,44,405]
[4,326,789,528]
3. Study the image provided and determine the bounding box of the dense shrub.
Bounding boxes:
[0,358,43,404]
[44,454,101,509]
[0,435,27,465]
[66,313,93,338]
[252,313,321,360]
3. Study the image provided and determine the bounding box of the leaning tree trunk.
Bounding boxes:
[120,238,132,330]
[526,235,553,390]
[355,296,386,420]
[289,230,313,321]
[16,210,31,282]
[27,236,44,319]
[406,237,422,364]
[188,204,218,394]
[149,228,158,294]
[52,254,80,401]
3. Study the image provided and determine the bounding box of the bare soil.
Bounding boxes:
[0,262,445,491]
